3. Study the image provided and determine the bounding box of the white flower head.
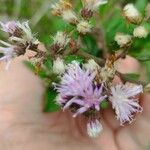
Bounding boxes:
[100,65,116,82]
[53,31,70,48]
[51,0,72,16]
[77,20,92,34]
[62,9,78,24]
[84,59,99,71]
[109,84,143,125]
[0,40,16,70]
[133,26,148,38]
[53,57,66,74]
[123,3,142,24]
[10,21,39,45]
[0,21,18,35]
[82,0,108,11]
[115,33,132,47]
[87,119,103,138]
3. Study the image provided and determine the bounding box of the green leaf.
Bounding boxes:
[100,101,109,109]
[81,34,100,56]
[136,56,150,62]
[43,88,61,112]
[64,55,84,64]
[123,73,140,81]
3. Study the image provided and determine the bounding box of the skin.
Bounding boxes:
[0,55,150,150]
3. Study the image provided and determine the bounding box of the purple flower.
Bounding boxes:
[0,40,16,70]
[109,84,143,125]
[0,21,17,35]
[56,62,107,117]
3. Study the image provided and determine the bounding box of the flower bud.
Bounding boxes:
[77,20,92,34]
[53,32,70,49]
[53,57,66,74]
[62,10,78,24]
[115,33,132,47]
[51,0,72,16]
[87,120,103,138]
[84,59,99,71]
[123,3,142,25]
[133,26,148,38]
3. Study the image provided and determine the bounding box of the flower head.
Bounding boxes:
[56,62,107,117]
[62,9,78,24]
[87,119,103,138]
[83,59,99,71]
[115,33,132,47]
[82,0,107,11]
[11,21,39,45]
[52,31,70,49]
[133,26,148,38]
[51,0,72,16]
[0,21,18,35]
[77,20,92,34]
[123,3,142,25]
[53,57,66,74]
[109,84,143,125]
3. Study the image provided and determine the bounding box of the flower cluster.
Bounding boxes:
[115,3,149,48]
[0,21,39,69]
[55,62,143,138]
[0,0,148,140]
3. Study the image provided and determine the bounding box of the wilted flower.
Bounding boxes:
[51,0,72,16]
[51,0,78,24]
[77,20,92,34]
[109,84,143,125]
[53,57,66,74]
[62,9,78,24]
[115,33,132,47]
[10,21,39,45]
[56,62,107,117]
[0,40,16,69]
[0,21,18,35]
[133,26,148,38]
[123,3,142,25]
[82,0,107,11]
[87,119,103,138]
[100,63,116,82]
[52,31,70,49]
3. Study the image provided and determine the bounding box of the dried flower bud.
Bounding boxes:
[133,26,148,38]
[87,120,103,138]
[123,3,142,25]
[51,0,72,16]
[115,33,132,48]
[77,20,92,34]
[62,9,78,24]
[52,31,70,49]
[84,59,99,71]
[53,57,66,74]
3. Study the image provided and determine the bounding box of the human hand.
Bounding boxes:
[0,56,150,150]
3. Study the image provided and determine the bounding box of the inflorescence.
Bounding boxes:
[0,0,149,138]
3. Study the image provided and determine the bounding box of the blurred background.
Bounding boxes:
[0,0,150,80]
